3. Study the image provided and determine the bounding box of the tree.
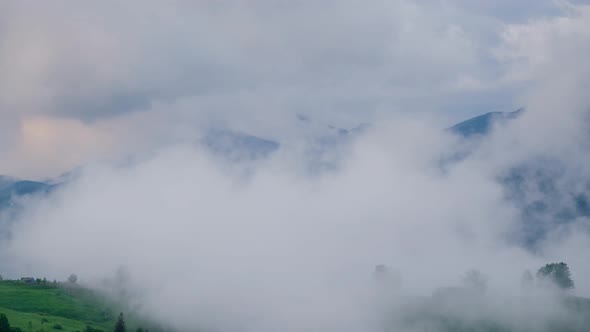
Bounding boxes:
[68,274,78,284]
[536,262,574,289]
[114,313,126,332]
[0,313,10,332]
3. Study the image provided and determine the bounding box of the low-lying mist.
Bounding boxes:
[3,110,590,331]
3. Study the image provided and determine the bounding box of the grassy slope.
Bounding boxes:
[0,307,98,332]
[0,281,115,331]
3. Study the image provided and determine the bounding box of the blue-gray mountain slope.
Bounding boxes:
[449,108,524,138]
[0,108,586,250]
[0,178,53,209]
[448,108,590,248]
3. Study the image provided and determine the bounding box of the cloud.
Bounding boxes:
[0,0,530,177]
[0,1,507,120]
[0,117,116,178]
[1,2,590,331]
[3,113,588,330]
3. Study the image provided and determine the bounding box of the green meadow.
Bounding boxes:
[0,281,117,332]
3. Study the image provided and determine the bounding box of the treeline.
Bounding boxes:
[0,273,79,287]
[375,261,576,292]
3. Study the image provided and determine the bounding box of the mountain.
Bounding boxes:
[449,108,524,138]
[445,108,589,248]
[439,108,524,168]
[200,116,369,165]
[0,178,53,209]
[202,129,280,161]
[0,108,583,250]
[500,157,590,248]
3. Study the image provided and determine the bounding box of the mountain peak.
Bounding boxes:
[449,108,524,138]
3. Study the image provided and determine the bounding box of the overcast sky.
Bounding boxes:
[2,2,590,331]
[0,0,588,178]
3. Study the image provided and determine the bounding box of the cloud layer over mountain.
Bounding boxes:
[1,1,590,331]
[1,0,587,178]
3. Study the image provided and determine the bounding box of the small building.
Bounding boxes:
[20,277,35,284]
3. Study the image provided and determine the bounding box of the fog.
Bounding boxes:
[1,1,590,331]
[5,112,590,331]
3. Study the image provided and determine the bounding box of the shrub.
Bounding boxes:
[0,314,10,332]
[67,274,78,284]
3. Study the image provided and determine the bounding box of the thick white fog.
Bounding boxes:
[6,112,590,331]
[1,1,590,331]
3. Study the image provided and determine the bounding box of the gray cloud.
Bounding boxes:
[0,1,512,122]
[0,2,590,331]
[0,0,552,177]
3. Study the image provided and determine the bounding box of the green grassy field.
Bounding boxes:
[2,279,589,332]
[0,281,116,332]
[0,306,100,332]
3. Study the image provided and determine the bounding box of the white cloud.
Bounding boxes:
[0,0,518,177]
[1,2,590,330]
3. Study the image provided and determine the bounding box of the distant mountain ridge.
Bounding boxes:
[0,178,53,209]
[200,115,370,165]
[0,109,527,207]
[446,108,590,247]
[449,108,524,138]
[202,129,280,161]
[1,108,586,250]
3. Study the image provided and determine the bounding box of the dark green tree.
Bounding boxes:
[0,313,10,332]
[114,313,126,332]
[537,262,575,289]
